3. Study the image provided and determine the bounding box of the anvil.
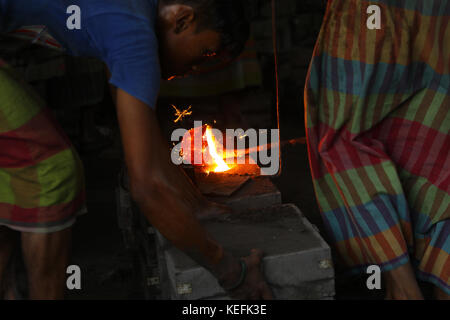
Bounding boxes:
[155,172,335,300]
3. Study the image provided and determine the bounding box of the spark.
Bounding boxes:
[172,105,193,123]
[238,133,248,140]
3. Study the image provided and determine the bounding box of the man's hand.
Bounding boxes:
[218,249,273,300]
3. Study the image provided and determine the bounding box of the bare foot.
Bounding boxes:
[1,266,23,300]
[434,286,450,300]
[384,263,424,300]
[3,285,19,300]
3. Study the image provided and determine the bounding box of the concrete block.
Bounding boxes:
[156,204,335,300]
[207,177,282,213]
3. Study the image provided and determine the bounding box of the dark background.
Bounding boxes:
[0,0,394,300]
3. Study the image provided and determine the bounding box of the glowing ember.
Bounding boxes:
[179,125,232,173]
[172,105,192,123]
[204,126,230,173]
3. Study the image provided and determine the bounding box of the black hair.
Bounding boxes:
[161,0,250,59]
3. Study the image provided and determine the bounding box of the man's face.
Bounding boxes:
[157,5,222,79]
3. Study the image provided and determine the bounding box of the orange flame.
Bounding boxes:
[204,126,231,173]
[179,125,234,173]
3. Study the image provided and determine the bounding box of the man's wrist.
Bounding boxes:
[220,259,247,291]
[213,251,242,289]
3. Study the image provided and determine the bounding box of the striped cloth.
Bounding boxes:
[4,25,63,51]
[0,59,86,233]
[305,0,449,294]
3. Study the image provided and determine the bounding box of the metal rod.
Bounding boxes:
[224,137,306,161]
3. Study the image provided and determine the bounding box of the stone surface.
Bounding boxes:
[207,177,282,213]
[195,174,251,197]
[156,204,335,300]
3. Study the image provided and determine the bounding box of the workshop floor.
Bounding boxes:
[67,153,141,300]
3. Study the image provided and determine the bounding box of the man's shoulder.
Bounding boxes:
[81,0,158,21]
[82,0,159,54]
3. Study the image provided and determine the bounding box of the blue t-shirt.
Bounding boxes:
[0,0,161,108]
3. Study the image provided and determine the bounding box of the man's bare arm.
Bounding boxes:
[116,88,223,264]
[114,88,272,299]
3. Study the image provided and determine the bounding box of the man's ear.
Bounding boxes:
[174,5,195,34]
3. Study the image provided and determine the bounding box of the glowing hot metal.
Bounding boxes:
[204,126,231,173]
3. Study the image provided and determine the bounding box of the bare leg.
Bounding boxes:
[21,228,72,300]
[0,226,16,298]
[384,263,424,300]
[434,286,450,300]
